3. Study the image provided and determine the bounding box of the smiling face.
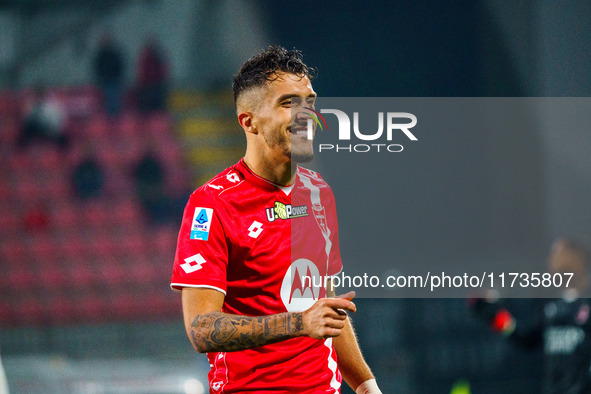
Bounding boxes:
[245,72,317,164]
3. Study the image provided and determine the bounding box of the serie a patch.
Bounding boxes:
[190,207,214,240]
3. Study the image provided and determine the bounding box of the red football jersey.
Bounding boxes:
[171,158,343,393]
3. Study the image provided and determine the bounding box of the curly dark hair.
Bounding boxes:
[232,45,316,105]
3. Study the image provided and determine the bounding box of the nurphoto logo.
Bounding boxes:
[305,108,418,153]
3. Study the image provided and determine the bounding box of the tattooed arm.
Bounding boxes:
[181,287,356,353]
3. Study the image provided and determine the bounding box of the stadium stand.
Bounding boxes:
[0,86,190,327]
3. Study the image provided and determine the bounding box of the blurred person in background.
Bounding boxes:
[71,147,105,201]
[471,238,591,394]
[93,33,125,117]
[135,37,168,114]
[170,46,381,393]
[133,150,171,224]
[17,87,68,150]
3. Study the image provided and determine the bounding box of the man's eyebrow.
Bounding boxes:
[277,93,317,102]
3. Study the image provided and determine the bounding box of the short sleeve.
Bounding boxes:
[326,189,343,276]
[170,190,230,294]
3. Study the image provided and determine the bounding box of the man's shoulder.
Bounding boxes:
[190,162,248,203]
[297,166,331,189]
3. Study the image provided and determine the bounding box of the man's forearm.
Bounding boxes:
[333,317,375,391]
[189,311,304,353]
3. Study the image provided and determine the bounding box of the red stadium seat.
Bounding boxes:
[90,233,118,259]
[38,265,68,293]
[7,152,32,174]
[47,295,76,324]
[66,263,95,288]
[0,90,17,117]
[115,135,144,166]
[112,293,140,320]
[0,182,9,201]
[76,295,108,324]
[137,292,169,318]
[145,113,172,139]
[0,209,22,237]
[82,200,110,229]
[0,119,18,145]
[29,235,58,266]
[124,231,147,256]
[59,236,87,262]
[168,170,190,195]
[129,261,158,285]
[14,177,42,205]
[99,257,127,287]
[14,297,45,325]
[0,300,16,326]
[103,169,133,199]
[116,113,141,137]
[98,145,125,168]
[86,116,110,137]
[7,266,36,292]
[151,227,177,256]
[51,203,81,232]
[33,146,62,171]
[43,175,69,201]
[65,142,87,166]
[111,200,142,226]
[0,241,27,264]
[159,141,183,168]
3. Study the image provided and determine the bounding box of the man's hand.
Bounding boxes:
[302,291,356,339]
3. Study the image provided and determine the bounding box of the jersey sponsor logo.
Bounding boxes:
[181,253,206,273]
[280,259,322,312]
[248,221,263,238]
[191,207,214,240]
[265,201,308,222]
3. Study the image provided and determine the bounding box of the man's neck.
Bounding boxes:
[243,154,296,186]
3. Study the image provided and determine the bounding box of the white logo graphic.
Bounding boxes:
[208,184,223,190]
[226,172,240,183]
[315,108,417,153]
[248,221,263,238]
[211,381,223,391]
[312,203,329,236]
[280,259,321,312]
[181,253,206,273]
[320,109,417,141]
[190,207,214,240]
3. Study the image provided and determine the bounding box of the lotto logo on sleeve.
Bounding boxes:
[190,207,214,240]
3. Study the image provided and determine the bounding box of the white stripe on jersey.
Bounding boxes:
[324,338,341,392]
[299,172,332,274]
[210,351,228,393]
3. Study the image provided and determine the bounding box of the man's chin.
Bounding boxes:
[290,151,314,164]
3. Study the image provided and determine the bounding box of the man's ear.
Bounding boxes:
[238,112,257,135]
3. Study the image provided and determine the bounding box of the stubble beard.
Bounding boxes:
[291,148,314,163]
[262,130,314,164]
